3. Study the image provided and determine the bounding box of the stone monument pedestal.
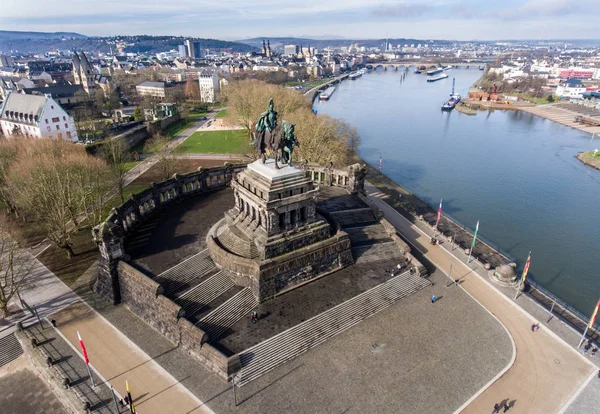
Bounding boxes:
[208,159,354,302]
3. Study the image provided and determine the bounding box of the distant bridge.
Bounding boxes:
[365,62,487,71]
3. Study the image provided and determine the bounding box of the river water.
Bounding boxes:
[313,68,600,315]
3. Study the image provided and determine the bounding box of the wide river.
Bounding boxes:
[314,68,600,316]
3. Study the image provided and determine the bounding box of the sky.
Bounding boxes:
[1,0,599,41]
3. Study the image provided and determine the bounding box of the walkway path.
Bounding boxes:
[124,110,219,187]
[365,182,595,413]
[3,250,213,414]
[51,300,213,414]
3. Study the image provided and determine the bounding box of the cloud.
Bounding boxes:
[0,0,598,40]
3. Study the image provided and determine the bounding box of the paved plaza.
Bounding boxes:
[77,248,512,413]
[365,182,596,413]
[0,356,65,414]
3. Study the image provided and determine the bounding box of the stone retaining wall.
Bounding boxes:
[93,163,246,305]
[147,113,182,136]
[15,329,92,413]
[116,261,237,379]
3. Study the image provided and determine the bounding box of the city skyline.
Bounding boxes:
[1,0,599,41]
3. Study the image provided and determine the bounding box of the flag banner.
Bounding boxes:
[470,221,479,249]
[126,380,136,413]
[436,199,443,227]
[378,156,382,171]
[521,252,531,283]
[589,299,600,329]
[77,331,89,365]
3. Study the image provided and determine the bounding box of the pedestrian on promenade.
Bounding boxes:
[431,295,436,303]
[397,263,402,271]
[583,343,592,355]
[492,403,501,413]
[592,347,598,357]
[51,319,57,327]
[455,279,459,286]
[598,369,600,379]
[503,402,510,412]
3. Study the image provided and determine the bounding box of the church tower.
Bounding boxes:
[261,40,267,56]
[266,40,272,58]
[72,51,96,94]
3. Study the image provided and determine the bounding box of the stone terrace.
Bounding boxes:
[125,189,234,275]
[123,184,425,359]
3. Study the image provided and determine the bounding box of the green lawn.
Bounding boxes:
[123,161,142,172]
[215,109,228,118]
[585,150,600,159]
[123,184,150,199]
[165,116,200,137]
[189,110,207,118]
[174,129,250,154]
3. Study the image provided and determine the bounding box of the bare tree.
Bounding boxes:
[101,137,131,202]
[7,140,111,258]
[144,132,178,180]
[0,219,34,317]
[184,78,200,101]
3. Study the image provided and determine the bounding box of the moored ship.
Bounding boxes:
[427,73,449,82]
[441,78,461,110]
[319,86,336,100]
[349,72,362,80]
[426,68,443,76]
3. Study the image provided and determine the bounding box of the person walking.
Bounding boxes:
[592,347,598,357]
[503,402,510,412]
[455,279,459,286]
[492,403,501,413]
[431,295,436,303]
[583,343,592,355]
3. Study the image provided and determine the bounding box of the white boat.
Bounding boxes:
[427,73,449,82]
[319,86,336,100]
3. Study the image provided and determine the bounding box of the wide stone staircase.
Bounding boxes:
[329,208,378,228]
[196,288,258,342]
[344,224,393,247]
[0,333,23,367]
[235,269,431,387]
[174,271,235,318]
[216,226,259,259]
[154,249,218,296]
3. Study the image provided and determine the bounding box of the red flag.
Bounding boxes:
[77,331,90,365]
[521,252,531,283]
[589,300,600,329]
[435,199,443,227]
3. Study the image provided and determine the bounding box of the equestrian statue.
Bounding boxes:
[252,98,300,169]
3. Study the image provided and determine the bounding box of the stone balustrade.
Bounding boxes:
[303,163,367,194]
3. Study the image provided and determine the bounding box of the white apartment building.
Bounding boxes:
[136,81,166,98]
[0,92,78,141]
[198,70,219,103]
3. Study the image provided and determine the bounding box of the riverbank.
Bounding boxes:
[519,103,600,135]
[359,158,513,269]
[359,156,600,342]
[577,151,600,170]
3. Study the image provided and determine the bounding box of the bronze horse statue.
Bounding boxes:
[253,99,299,169]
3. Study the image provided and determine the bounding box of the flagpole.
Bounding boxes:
[514,251,531,300]
[466,220,479,264]
[77,331,96,387]
[86,363,96,387]
[433,199,442,241]
[579,299,600,348]
[578,326,590,348]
